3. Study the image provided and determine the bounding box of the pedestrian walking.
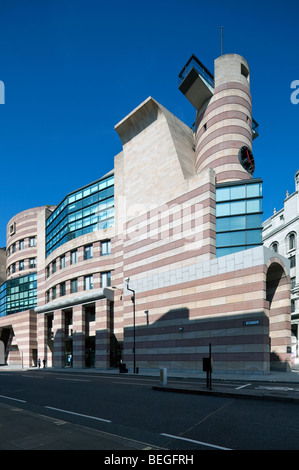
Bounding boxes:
[42,358,46,368]
[37,358,41,368]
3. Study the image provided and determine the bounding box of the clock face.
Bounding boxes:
[238,145,255,175]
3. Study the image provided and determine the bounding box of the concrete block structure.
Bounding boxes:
[0,52,292,374]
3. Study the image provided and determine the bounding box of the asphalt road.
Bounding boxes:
[1,369,299,451]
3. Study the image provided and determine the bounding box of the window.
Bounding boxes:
[19,239,24,250]
[52,260,56,274]
[29,237,36,247]
[71,250,77,265]
[217,231,246,247]
[29,258,36,268]
[291,277,296,289]
[9,223,15,236]
[60,255,66,269]
[102,240,111,256]
[84,244,93,260]
[46,291,50,303]
[12,263,16,273]
[19,260,24,271]
[52,286,56,300]
[289,233,296,251]
[290,256,296,268]
[241,63,249,80]
[71,278,78,293]
[60,282,66,296]
[270,242,279,253]
[101,271,111,288]
[84,275,93,290]
[45,174,114,257]
[247,229,262,245]
[12,243,16,253]
[5,273,37,315]
[215,180,263,257]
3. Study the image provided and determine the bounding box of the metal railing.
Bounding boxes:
[178,54,214,88]
[252,118,259,138]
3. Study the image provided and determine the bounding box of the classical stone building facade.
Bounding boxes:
[0,53,292,374]
[263,170,299,360]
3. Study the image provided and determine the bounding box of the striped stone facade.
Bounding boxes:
[123,250,290,373]
[0,52,292,373]
[195,54,253,182]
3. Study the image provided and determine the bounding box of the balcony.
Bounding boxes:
[179,54,259,139]
[178,55,214,110]
[252,118,259,140]
[178,54,215,88]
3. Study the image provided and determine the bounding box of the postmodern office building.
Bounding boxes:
[263,170,299,360]
[0,53,292,373]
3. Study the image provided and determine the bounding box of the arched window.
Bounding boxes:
[270,242,279,253]
[288,232,296,251]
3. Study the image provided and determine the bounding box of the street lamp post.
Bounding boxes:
[125,278,136,374]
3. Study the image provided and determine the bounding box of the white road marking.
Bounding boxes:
[45,406,111,423]
[161,433,232,450]
[0,394,26,403]
[112,381,151,386]
[255,386,295,392]
[235,383,252,390]
[21,374,44,379]
[55,377,90,382]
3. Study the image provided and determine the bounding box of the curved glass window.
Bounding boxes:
[46,174,114,257]
[0,273,37,316]
[0,282,6,317]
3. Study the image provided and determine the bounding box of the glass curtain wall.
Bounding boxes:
[216,179,263,257]
[0,273,37,316]
[46,174,114,257]
[0,282,6,317]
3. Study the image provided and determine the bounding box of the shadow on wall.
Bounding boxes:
[123,307,275,374]
[0,326,15,365]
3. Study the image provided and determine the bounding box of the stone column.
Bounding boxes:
[73,304,85,368]
[53,309,65,368]
[95,298,110,369]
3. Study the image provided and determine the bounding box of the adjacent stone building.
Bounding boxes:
[263,170,299,360]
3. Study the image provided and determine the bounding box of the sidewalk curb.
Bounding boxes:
[152,385,299,403]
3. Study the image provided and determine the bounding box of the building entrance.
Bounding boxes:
[85,337,95,367]
[65,338,73,367]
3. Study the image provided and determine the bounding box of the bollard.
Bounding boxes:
[160,368,167,385]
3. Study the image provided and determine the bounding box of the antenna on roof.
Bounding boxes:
[221,26,223,56]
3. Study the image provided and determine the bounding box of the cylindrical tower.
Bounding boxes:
[195,54,254,182]
[6,206,52,280]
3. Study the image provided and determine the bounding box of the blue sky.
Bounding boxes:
[0,0,298,247]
